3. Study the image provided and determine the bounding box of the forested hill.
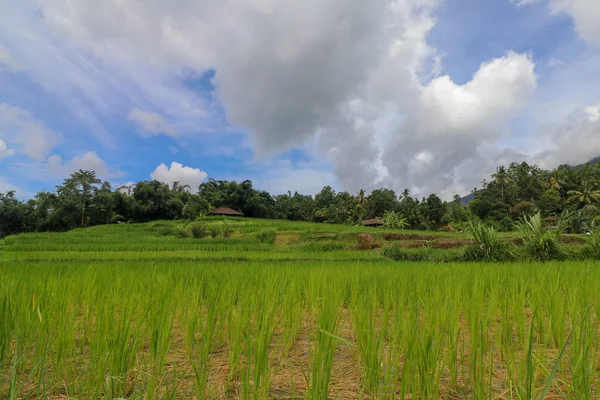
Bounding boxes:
[2,157,600,237]
[461,156,600,205]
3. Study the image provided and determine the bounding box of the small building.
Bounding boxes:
[363,218,384,227]
[544,216,558,228]
[209,207,244,217]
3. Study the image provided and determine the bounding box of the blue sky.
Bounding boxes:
[1,0,600,199]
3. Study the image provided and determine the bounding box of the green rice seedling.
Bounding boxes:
[306,288,341,400]
[226,306,249,385]
[516,212,567,261]
[145,296,174,399]
[190,286,222,399]
[351,292,385,396]
[281,286,303,358]
[249,283,278,399]
[0,296,14,365]
[462,220,516,262]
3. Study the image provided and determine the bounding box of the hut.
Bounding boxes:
[544,216,558,228]
[363,218,384,227]
[209,207,244,217]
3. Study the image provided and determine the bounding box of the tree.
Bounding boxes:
[0,191,30,237]
[366,189,397,219]
[568,183,600,207]
[57,170,102,228]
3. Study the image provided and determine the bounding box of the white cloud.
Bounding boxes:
[536,104,600,168]
[514,0,600,45]
[0,140,15,158]
[0,177,19,193]
[46,151,123,179]
[1,1,542,197]
[0,103,61,161]
[128,108,178,137]
[549,0,600,45]
[150,162,208,191]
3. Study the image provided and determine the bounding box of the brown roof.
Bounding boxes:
[363,218,384,226]
[209,207,243,216]
[545,216,558,221]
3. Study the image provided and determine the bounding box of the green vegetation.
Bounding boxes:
[1,218,600,398]
[3,159,600,240]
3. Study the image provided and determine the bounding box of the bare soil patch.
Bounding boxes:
[357,233,382,250]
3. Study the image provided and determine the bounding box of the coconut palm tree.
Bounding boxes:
[568,182,600,206]
[172,181,191,193]
[492,166,511,201]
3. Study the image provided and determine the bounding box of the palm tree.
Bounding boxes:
[172,181,191,193]
[568,183,600,206]
[492,166,511,201]
[548,176,564,191]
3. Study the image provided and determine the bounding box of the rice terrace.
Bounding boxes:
[2,215,600,399]
[3,0,600,399]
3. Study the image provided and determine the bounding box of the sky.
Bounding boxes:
[1,0,600,200]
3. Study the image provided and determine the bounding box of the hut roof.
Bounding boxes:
[209,207,243,216]
[363,218,384,227]
[544,216,558,221]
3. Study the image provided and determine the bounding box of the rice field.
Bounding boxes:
[1,219,599,399]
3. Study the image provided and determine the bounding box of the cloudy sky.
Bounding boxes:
[1,0,600,199]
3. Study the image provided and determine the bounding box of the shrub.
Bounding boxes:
[382,211,407,230]
[157,226,177,237]
[221,221,233,238]
[582,229,600,260]
[257,229,277,244]
[516,212,566,261]
[210,226,221,239]
[185,222,209,239]
[382,243,433,262]
[461,221,515,262]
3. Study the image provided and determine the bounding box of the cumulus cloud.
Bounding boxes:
[0,140,15,158]
[128,108,178,137]
[536,103,600,168]
[2,1,542,197]
[150,162,208,191]
[46,151,123,179]
[513,0,600,45]
[0,103,61,161]
[549,0,600,45]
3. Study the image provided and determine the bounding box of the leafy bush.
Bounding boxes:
[382,211,407,230]
[461,221,515,262]
[221,221,233,238]
[185,222,209,239]
[257,229,277,244]
[157,226,177,237]
[582,229,600,260]
[382,243,435,262]
[210,226,221,239]
[516,212,566,261]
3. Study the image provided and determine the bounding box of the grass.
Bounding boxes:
[1,218,600,398]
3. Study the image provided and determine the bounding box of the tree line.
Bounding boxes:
[1,160,599,238]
